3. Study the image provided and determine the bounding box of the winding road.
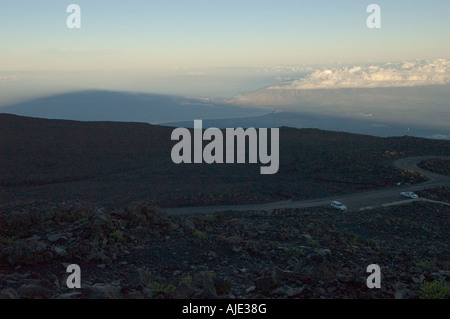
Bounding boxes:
[164,156,450,216]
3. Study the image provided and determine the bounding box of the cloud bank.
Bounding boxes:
[268,59,450,90]
[0,75,19,83]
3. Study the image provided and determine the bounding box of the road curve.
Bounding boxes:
[164,156,450,216]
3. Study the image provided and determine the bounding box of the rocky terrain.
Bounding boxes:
[1,198,449,299]
[2,114,448,208]
[418,187,450,202]
[418,158,450,176]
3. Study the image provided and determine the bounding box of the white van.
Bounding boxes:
[331,201,347,211]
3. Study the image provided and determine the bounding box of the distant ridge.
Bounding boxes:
[1,114,449,207]
[226,85,450,138]
[0,90,267,124]
[163,111,450,140]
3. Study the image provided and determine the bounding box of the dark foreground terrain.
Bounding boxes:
[419,158,450,176]
[1,114,449,299]
[0,193,449,299]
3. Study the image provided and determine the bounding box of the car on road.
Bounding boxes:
[400,192,419,199]
[331,201,347,211]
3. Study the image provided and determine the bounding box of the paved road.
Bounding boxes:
[164,156,450,216]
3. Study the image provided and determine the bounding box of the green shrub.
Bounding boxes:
[110,230,124,242]
[204,214,217,224]
[310,240,320,248]
[201,270,216,279]
[179,274,193,286]
[419,281,450,299]
[0,236,14,245]
[152,281,176,293]
[192,230,207,240]
[287,247,305,257]
[416,260,437,272]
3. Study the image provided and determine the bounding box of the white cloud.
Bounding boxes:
[0,75,19,83]
[186,71,206,76]
[267,59,450,90]
[427,134,450,140]
[42,47,120,57]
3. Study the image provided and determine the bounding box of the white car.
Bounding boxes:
[331,201,347,211]
[400,192,419,199]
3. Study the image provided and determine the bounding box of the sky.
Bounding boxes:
[1,0,450,103]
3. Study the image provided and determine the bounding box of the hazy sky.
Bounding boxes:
[1,0,450,103]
